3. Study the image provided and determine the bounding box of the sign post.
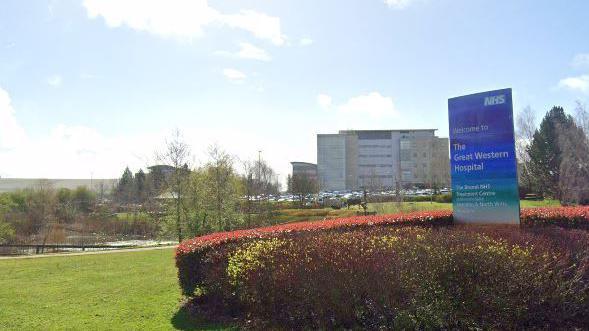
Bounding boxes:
[448,88,520,224]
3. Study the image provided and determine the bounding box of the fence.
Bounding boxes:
[0,244,138,256]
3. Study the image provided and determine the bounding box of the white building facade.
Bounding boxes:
[317,130,450,191]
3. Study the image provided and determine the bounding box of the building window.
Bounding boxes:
[402,170,412,181]
[359,154,392,158]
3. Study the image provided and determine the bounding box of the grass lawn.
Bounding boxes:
[115,211,151,222]
[520,199,561,208]
[0,249,232,330]
[368,201,452,214]
[271,200,561,224]
[367,199,560,214]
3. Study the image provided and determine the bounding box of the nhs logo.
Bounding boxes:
[484,94,505,106]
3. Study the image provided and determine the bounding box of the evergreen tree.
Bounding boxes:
[135,169,146,202]
[116,166,134,203]
[527,107,575,199]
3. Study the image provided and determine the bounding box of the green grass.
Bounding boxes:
[519,199,561,208]
[367,199,560,214]
[0,249,233,330]
[368,201,452,214]
[270,200,561,224]
[271,208,358,223]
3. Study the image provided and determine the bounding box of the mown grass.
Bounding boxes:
[271,208,358,223]
[520,199,561,208]
[270,200,561,224]
[0,249,233,330]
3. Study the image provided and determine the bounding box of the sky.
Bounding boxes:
[1,0,589,184]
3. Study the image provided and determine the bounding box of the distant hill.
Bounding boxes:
[0,178,118,193]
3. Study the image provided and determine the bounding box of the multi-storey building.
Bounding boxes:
[290,162,318,181]
[317,129,450,191]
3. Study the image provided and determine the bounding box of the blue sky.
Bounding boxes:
[1,0,588,182]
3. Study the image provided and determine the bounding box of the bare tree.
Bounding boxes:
[158,129,191,242]
[241,160,256,227]
[575,101,589,139]
[516,106,537,191]
[557,121,589,205]
[288,173,318,207]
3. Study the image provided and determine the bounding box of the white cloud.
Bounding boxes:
[47,74,62,87]
[237,43,271,61]
[559,75,589,93]
[317,94,332,108]
[0,87,27,150]
[299,37,313,46]
[0,87,299,183]
[82,0,285,45]
[384,0,416,9]
[337,92,397,118]
[0,85,167,178]
[572,53,589,69]
[221,10,285,46]
[215,42,271,61]
[223,68,246,83]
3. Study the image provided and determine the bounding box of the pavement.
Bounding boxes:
[0,244,178,260]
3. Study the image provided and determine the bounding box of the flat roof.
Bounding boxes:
[338,129,437,133]
[290,161,317,166]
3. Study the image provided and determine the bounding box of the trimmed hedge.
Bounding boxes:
[520,206,589,229]
[176,207,589,329]
[176,210,452,296]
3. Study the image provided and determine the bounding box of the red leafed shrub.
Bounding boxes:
[176,210,452,296]
[521,206,589,229]
[228,226,589,329]
[175,207,589,329]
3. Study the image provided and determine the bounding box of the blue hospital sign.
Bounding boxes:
[448,88,520,223]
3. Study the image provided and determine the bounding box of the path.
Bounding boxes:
[0,244,177,260]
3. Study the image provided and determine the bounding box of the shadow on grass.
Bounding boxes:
[171,303,236,331]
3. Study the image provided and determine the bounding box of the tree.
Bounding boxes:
[527,106,575,199]
[204,145,240,231]
[516,106,537,192]
[288,173,318,207]
[0,194,16,244]
[158,129,191,242]
[73,186,95,213]
[115,167,134,204]
[134,169,147,202]
[26,180,57,237]
[575,101,589,139]
[241,158,281,225]
[558,119,589,205]
[241,160,256,227]
[183,168,208,236]
[56,188,75,223]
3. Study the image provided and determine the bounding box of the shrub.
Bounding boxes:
[176,210,452,296]
[226,227,589,329]
[521,206,589,229]
[0,219,15,244]
[434,193,452,203]
[176,207,589,328]
[403,195,432,202]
